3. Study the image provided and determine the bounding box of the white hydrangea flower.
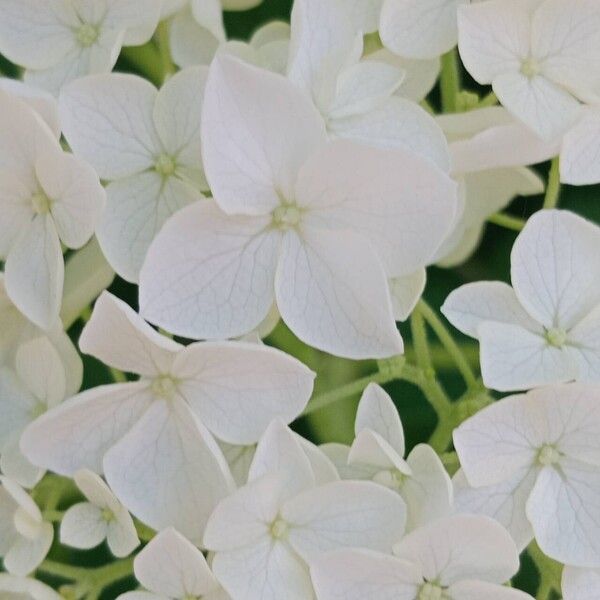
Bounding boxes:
[0,92,105,330]
[204,420,407,600]
[58,67,207,283]
[320,383,453,531]
[0,477,53,577]
[380,0,468,60]
[453,383,600,567]
[0,0,162,95]
[561,106,600,185]
[0,274,82,397]
[20,291,314,543]
[119,527,228,600]
[0,574,61,600]
[0,338,67,488]
[343,0,384,34]
[457,0,600,141]
[60,469,139,557]
[311,514,531,600]
[139,55,458,359]
[562,566,600,600]
[434,107,548,267]
[287,0,450,172]
[442,210,600,391]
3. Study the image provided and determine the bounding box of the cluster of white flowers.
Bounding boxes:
[0,0,600,599]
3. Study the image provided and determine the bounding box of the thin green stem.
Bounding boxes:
[42,509,64,522]
[440,49,461,112]
[110,367,127,383]
[410,310,433,374]
[488,212,527,232]
[156,20,175,82]
[38,561,93,581]
[417,300,479,390]
[477,90,498,108]
[543,157,561,209]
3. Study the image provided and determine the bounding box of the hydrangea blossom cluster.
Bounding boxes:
[0,0,599,599]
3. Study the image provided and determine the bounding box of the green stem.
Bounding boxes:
[477,90,498,108]
[42,509,64,522]
[488,212,527,232]
[156,20,175,82]
[529,541,562,600]
[410,310,433,374]
[417,300,479,390]
[440,49,461,112]
[543,157,561,209]
[110,367,127,383]
[38,561,93,581]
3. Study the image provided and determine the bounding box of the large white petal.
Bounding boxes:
[4,522,53,577]
[0,168,36,258]
[172,342,314,444]
[58,73,159,180]
[275,228,402,360]
[561,109,600,185]
[202,54,325,216]
[134,528,220,598]
[0,369,32,448]
[283,480,407,558]
[170,7,220,68]
[526,458,600,568]
[310,548,421,600]
[103,398,234,545]
[345,0,385,34]
[393,515,519,586]
[20,382,154,476]
[0,574,62,600]
[381,0,467,60]
[139,200,280,340]
[569,305,600,382]
[441,281,540,339]
[4,216,63,330]
[511,210,600,330]
[355,383,405,454]
[389,269,427,322]
[448,580,535,600]
[79,291,181,377]
[562,566,600,600]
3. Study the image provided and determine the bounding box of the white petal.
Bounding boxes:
[349,429,411,474]
[103,398,234,546]
[19,382,154,476]
[562,566,600,600]
[0,369,33,448]
[355,383,405,454]
[73,469,116,508]
[403,444,453,530]
[526,458,600,568]
[479,321,576,391]
[4,216,63,330]
[1,432,44,489]
[453,392,540,488]
[275,228,403,360]
[80,291,181,379]
[296,435,340,485]
[569,305,600,382]
[453,468,536,552]
[0,485,18,555]
[134,528,219,597]
[310,548,421,600]
[493,72,582,141]
[0,574,62,600]
[381,0,467,59]
[106,512,139,558]
[172,341,314,444]
[202,54,325,216]
[511,210,600,330]
[0,0,76,69]
[297,140,457,277]
[190,0,226,41]
[170,7,220,68]
[393,514,519,586]
[218,441,256,487]
[456,0,530,83]
[60,502,107,550]
[112,0,162,46]
[212,537,313,600]
[561,109,600,185]
[4,522,53,576]
[0,167,36,258]
[139,200,280,340]
[319,442,379,481]
[344,0,385,34]
[449,580,535,600]
[441,281,539,339]
[328,97,450,173]
[282,480,407,558]
[58,73,159,180]
[389,270,427,322]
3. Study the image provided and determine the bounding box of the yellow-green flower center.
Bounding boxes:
[76,23,99,47]
[520,57,540,78]
[538,445,561,467]
[155,153,177,178]
[418,582,445,600]
[101,507,115,522]
[269,518,289,540]
[272,204,302,229]
[31,191,51,215]
[151,375,178,399]
[373,468,407,491]
[545,327,567,348]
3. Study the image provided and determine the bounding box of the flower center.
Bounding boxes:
[538,445,561,467]
[269,518,289,540]
[418,582,445,600]
[155,153,177,178]
[520,57,540,78]
[76,23,99,47]
[151,375,178,399]
[101,507,115,522]
[373,469,406,490]
[31,191,51,215]
[272,203,302,229]
[545,327,567,348]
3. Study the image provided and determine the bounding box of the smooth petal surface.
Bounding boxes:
[202,54,325,215]
[172,342,314,444]
[60,503,107,550]
[389,270,427,322]
[79,291,181,377]
[275,228,402,359]
[562,566,600,600]
[561,109,600,185]
[448,580,534,600]
[140,200,280,340]
[4,522,53,577]
[103,399,234,545]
